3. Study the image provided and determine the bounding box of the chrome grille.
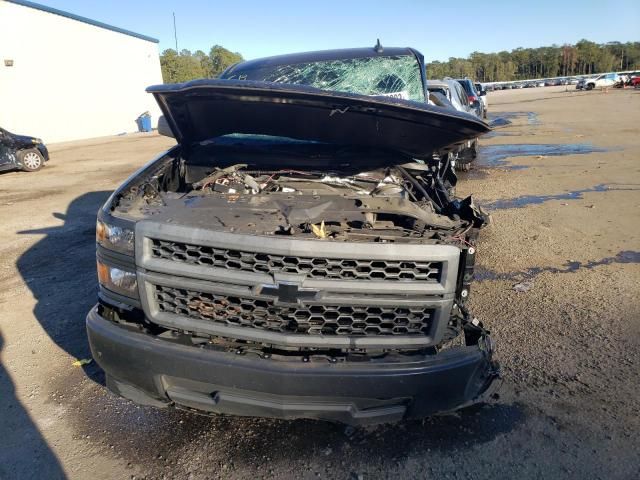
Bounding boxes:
[154,285,434,336]
[150,239,442,282]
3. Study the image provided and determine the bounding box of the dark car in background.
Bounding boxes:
[427,79,481,172]
[0,127,49,172]
[455,79,486,119]
[453,79,487,170]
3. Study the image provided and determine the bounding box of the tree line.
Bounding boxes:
[427,40,640,82]
[159,40,639,84]
[160,45,243,83]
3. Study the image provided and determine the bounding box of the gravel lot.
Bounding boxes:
[1,86,639,480]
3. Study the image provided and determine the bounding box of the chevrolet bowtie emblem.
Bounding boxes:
[259,282,318,304]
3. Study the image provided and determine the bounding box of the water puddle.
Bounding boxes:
[475,251,640,283]
[488,117,512,128]
[476,143,610,168]
[483,183,638,209]
[488,111,540,129]
[484,130,523,139]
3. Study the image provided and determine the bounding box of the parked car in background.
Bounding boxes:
[455,78,486,119]
[427,79,480,171]
[615,75,629,87]
[577,73,619,90]
[451,79,488,170]
[474,82,488,112]
[427,79,472,113]
[0,127,49,172]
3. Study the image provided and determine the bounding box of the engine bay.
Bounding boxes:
[111,139,489,244]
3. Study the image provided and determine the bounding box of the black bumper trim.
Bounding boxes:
[87,306,497,425]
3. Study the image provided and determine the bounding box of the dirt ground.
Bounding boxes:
[1,85,639,480]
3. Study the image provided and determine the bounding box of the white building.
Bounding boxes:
[0,0,163,143]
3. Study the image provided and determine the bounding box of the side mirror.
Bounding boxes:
[479,90,487,96]
[157,116,175,139]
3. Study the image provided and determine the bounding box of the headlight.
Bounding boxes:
[97,261,138,298]
[97,220,134,254]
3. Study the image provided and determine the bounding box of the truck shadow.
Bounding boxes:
[16,190,112,384]
[0,330,67,479]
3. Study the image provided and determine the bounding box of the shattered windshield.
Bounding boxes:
[222,55,425,102]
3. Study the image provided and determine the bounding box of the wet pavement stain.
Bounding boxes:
[483,183,639,209]
[488,117,512,128]
[484,130,524,139]
[476,143,611,169]
[475,251,640,283]
[488,111,540,129]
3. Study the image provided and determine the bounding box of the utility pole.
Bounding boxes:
[173,12,178,52]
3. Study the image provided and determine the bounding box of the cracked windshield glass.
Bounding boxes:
[224,55,425,101]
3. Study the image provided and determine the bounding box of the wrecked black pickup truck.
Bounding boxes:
[87,47,498,425]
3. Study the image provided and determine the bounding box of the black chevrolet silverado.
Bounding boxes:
[87,46,498,425]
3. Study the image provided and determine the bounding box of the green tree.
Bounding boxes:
[576,39,599,74]
[209,45,243,77]
[194,50,213,77]
[160,45,244,83]
[160,48,207,83]
[426,39,639,82]
[623,42,640,70]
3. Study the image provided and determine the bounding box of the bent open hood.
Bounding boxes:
[147,79,490,159]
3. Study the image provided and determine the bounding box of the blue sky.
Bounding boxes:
[37,0,640,61]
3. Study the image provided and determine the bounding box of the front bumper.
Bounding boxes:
[37,144,49,162]
[87,306,498,425]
